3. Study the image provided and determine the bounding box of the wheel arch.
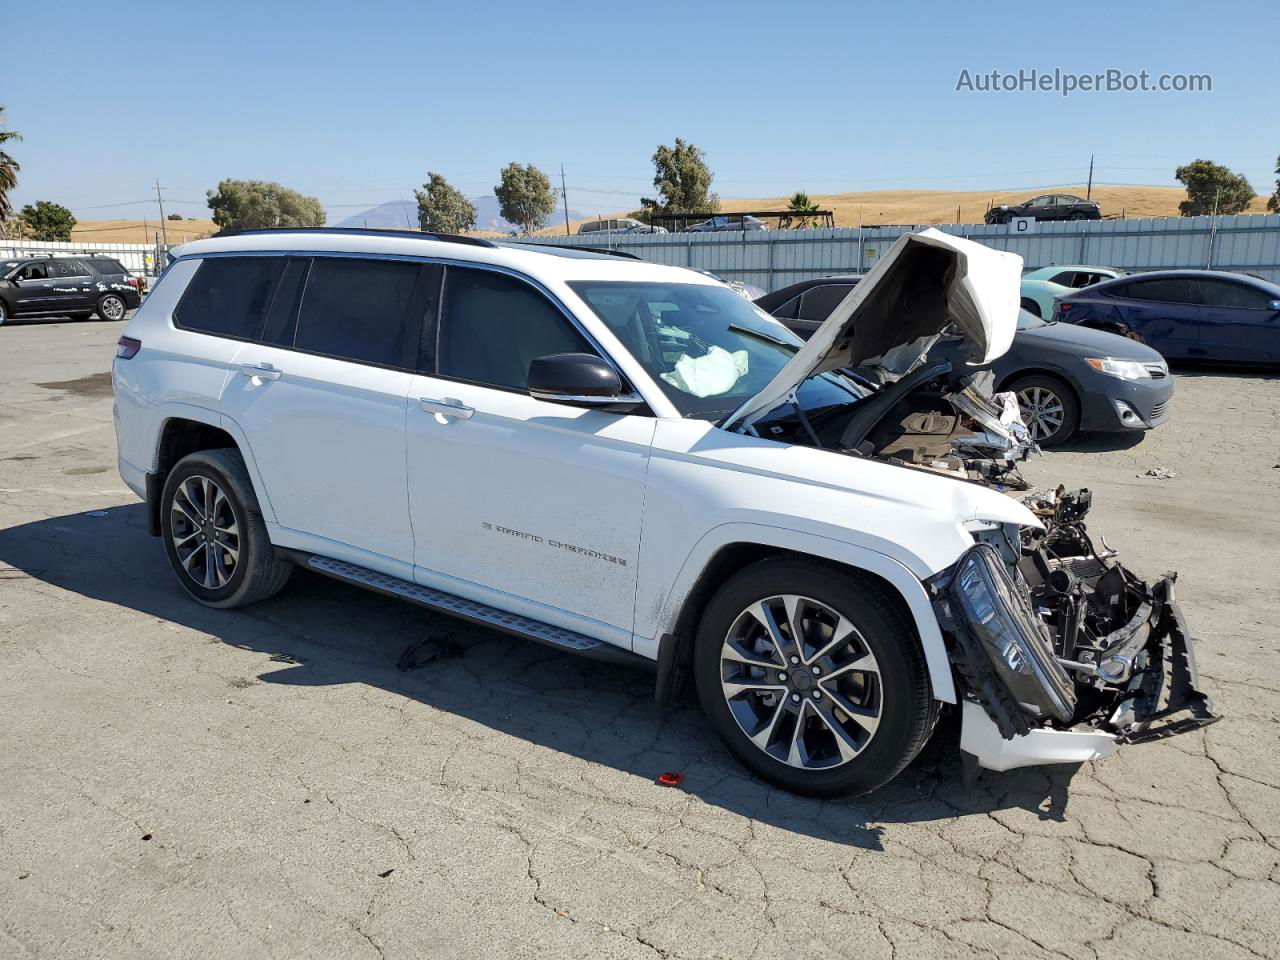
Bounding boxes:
[148,412,276,535]
[657,526,956,706]
[996,366,1082,409]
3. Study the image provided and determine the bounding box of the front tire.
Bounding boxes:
[0,299,9,325]
[97,293,126,321]
[694,557,936,797]
[161,449,292,608]
[1010,374,1080,447]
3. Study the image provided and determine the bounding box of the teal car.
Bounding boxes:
[1020,265,1125,319]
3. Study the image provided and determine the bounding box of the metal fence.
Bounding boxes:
[0,238,166,278]
[523,214,1280,291]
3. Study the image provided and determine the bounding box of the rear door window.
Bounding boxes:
[47,259,87,278]
[292,257,427,369]
[174,256,287,340]
[1119,277,1195,304]
[797,283,856,322]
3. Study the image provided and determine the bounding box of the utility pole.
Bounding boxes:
[154,179,168,246]
[561,165,571,236]
[1086,154,1094,201]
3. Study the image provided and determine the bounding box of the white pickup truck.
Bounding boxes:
[112,226,1217,796]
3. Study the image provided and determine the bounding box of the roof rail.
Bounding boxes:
[212,226,497,248]
[504,241,640,260]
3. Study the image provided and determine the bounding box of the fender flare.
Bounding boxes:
[148,403,278,523]
[662,522,957,704]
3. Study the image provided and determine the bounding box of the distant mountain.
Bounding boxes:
[333,196,583,234]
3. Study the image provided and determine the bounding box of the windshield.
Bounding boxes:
[568,280,866,421]
[1017,308,1046,330]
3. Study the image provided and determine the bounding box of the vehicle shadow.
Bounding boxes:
[1052,431,1146,454]
[0,503,1083,847]
[1168,362,1280,380]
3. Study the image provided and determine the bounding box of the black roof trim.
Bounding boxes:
[501,241,641,260]
[212,226,497,248]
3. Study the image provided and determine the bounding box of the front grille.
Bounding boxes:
[1145,363,1168,379]
[1149,400,1169,421]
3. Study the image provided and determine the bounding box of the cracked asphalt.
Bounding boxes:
[2,318,1278,960]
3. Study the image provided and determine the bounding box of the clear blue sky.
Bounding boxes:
[4,0,1276,222]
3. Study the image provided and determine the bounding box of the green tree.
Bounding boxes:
[493,163,557,234]
[415,172,477,234]
[206,179,326,231]
[19,201,76,241]
[787,190,820,228]
[0,105,21,225]
[1174,159,1255,216]
[642,138,718,213]
[1267,155,1280,213]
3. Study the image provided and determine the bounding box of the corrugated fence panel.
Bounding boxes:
[525,215,1280,290]
[0,238,162,276]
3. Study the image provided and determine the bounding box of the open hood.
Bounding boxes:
[727,228,1022,430]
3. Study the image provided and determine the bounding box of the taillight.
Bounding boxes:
[116,336,141,359]
[1055,302,1072,322]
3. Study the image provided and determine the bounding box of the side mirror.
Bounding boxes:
[528,353,638,407]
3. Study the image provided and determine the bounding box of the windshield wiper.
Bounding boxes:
[727,323,797,351]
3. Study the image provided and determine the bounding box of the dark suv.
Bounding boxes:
[0,255,142,326]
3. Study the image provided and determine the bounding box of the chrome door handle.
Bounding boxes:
[239,362,282,382]
[419,397,474,420]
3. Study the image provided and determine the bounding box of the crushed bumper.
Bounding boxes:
[935,488,1221,773]
[956,581,1219,771]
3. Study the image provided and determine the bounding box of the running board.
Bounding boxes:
[302,554,649,668]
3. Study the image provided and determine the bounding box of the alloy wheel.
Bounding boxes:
[170,475,240,589]
[719,594,882,770]
[101,296,126,320]
[1017,385,1065,442]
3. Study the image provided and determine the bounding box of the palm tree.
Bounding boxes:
[0,105,21,229]
[787,190,820,229]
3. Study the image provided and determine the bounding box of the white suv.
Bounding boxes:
[112,227,1217,796]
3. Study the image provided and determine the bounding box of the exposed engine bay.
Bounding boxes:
[771,358,1220,747]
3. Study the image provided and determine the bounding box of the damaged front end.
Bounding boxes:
[930,487,1220,772]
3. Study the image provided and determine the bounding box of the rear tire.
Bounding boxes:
[694,557,936,797]
[0,299,9,325]
[160,449,292,608]
[96,293,126,321]
[1009,374,1080,447]
[1019,298,1042,318]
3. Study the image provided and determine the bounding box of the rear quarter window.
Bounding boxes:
[174,256,287,340]
[87,258,128,275]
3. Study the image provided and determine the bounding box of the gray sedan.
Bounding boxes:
[951,310,1172,446]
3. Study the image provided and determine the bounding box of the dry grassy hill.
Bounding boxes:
[536,185,1272,236]
[69,219,219,243]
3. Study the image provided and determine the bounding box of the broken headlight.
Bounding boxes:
[951,543,1076,723]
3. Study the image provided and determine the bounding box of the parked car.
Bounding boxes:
[985,194,1101,224]
[113,226,1215,797]
[1055,269,1280,364]
[577,217,667,236]
[757,276,1172,445]
[685,214,768,232]
[690,268,767,302]
[0,255,142,325]
[1019,264,1125,320]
